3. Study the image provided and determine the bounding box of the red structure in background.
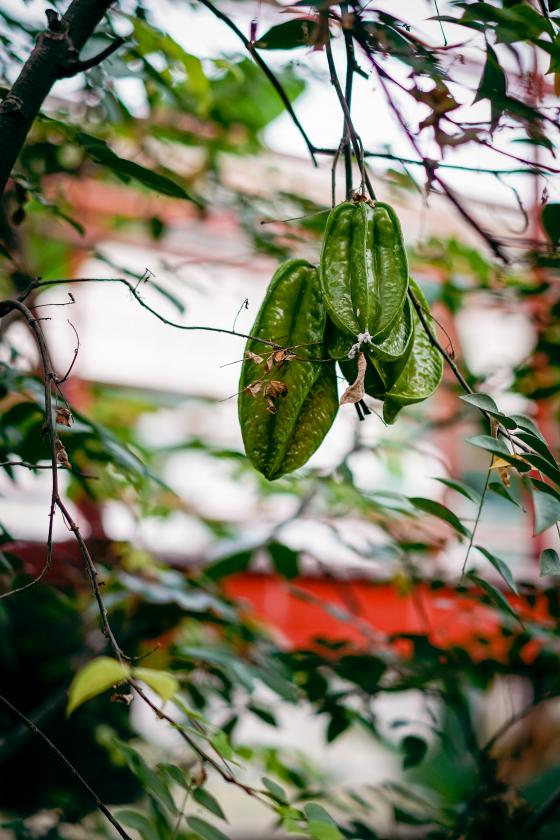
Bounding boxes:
[9,541,552,661]
[224,573,548,661]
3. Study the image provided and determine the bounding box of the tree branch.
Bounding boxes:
[0,0,119,196]
[0,692,133,840]
[325,39,375,200]
[3,277,288,350]
[313,147,550,178]
[196,0,317,166]
[59,35,125,78]
[347,28,512,263]
[341,3,355,200]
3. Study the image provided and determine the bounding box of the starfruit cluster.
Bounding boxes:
[238,197,443,480]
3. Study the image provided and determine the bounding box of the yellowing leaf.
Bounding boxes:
[67,657,130,715]
[489,455,513,486]
[490,456,512,470]
[134,667,179,703]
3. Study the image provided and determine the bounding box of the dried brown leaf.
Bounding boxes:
[55,438,71,468]
[245,380,263,398]
[244,351,264,364]
[56,407,73,427]
[264,380,288,414]
[265,380,288,399]
[340,352,367,405]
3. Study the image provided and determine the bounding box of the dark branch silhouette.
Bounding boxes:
[0,692,133,840]
[0,0,122,195]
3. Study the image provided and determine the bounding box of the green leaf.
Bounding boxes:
[409,497,470,538]
[326,706,351,742]
[488,480,521,508]
[383,279,443,424]
[67,657,130,715]
[540,548,560,576]
[468,572,522,626]
[466,435,531,471]
[514,431,558,467]
[134,667,179,703]
[74,133,201,204]
[542,203,560,249]
[460,393,517,429]
[304,804,343,840]
[113,741,177,814]
[474,545,518,595]
[254,663,300,701]
[262,776,289,804]
[255,18,319,50]
[115,809,160,840]
[510,414,546,443]
[511,414,546,443]
[434,477,481,505]
[211,730,234,762]
[269,542,300,579]
[523,453,560,486]
[193,788,227,821]
[133,19,211,114]
[248,704,278,727]
[186,816,231,840]
[467,434,510,456]
[530,479,560,535]
[401,734,428,769]
[204,550,252,581]
[474,44,507,125]
[158,762,190,789]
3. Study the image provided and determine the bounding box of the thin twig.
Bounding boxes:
[60,36,125,77]
[330,137,344,208]
[197,0,317,165]
[5,278,286,351]
[408,289,473,395]
[364,56,510,262]
[341,2,355,200]
[312,147,550,177]
[461,462,491,574]
[0,300,59,598]
[0,692,133,840]
[0,300,275,800]
[57,495,127,662]
[0,460,63,470]
[408,290,535,459]
[57,319,80,384]
[130,681,270,806]
[325,39,375,199]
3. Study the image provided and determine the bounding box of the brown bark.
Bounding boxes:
[0,0,118,196]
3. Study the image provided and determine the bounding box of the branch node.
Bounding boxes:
[0,95,24,116]
[60,37,125,79]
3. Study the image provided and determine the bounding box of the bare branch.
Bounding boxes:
[313,147,550,177]
[197,0,317,166]
[370,63,510,264]
[0,692,133,840]
[5,278,287,350]
[59,35,125,78]
[324,39,375,200]
[0,0,119,196]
